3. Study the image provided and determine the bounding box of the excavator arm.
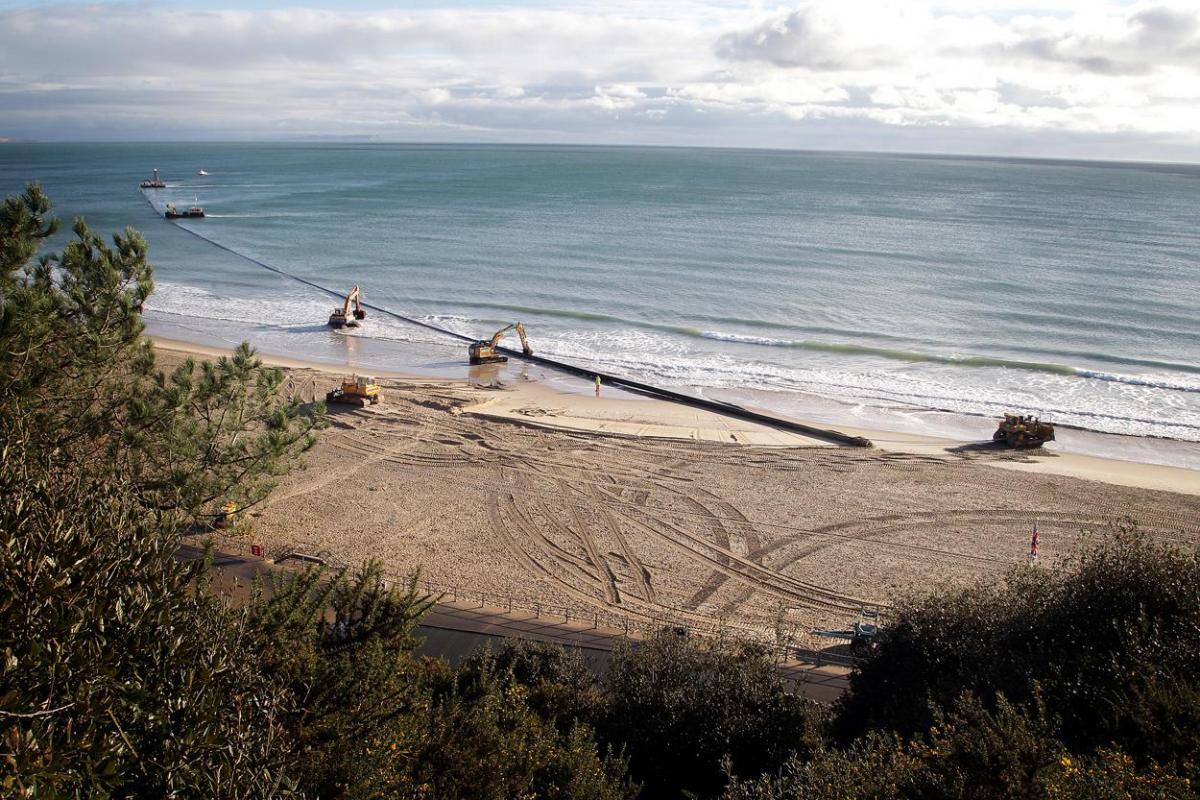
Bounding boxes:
[515,322,533,356]
[344,285,365,320]
[488,323,516,347]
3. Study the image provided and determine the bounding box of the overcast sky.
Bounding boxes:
[2,0,1198,161]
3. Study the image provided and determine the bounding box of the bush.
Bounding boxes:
[460,639,603,727]
[391,674,635,800]
[248,563,437,797]
[600,631,826,799]
[725,692,1195,800]
[836,529,1200,776]
[0,438,296,798]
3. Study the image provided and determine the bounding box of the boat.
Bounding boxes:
[164,202,205,219]
[196,169,209,176]
[139,168,167,189]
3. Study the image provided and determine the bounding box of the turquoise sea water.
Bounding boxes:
[3,143,1199,466]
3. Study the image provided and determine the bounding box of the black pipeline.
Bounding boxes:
[144,192,871,448]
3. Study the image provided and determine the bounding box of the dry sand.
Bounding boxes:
[158,339,1200,642]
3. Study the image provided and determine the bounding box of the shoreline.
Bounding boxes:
[145,306,1200,470]
[152,335,1200,497]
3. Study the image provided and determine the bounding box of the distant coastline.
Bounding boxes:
[2,138,1199,169]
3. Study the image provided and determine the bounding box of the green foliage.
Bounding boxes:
[250,563,438,797]
[0,436,296,798]
[460,639,603,727]
[0,182,324,795]
[251,573,634,800]
[1049,749,1196,800]
[836,529,1200,774]
[0,182,58,286]
[600,631,826,799]
[0,183,322,526]
[724,693,1195,800]
[124,342,323,520]
[391,674,636,800]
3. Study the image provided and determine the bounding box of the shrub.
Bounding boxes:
[836,529,1200,775]
[725,692,1195,800]
[601,630,826,799]
[0,438,296,797]
[460,639,603,727]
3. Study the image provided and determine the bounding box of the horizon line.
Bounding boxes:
[3,138,1199,170]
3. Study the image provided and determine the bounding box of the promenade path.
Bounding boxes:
[184,542,852,704]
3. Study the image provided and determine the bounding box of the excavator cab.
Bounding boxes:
[469,322,533,364]
[328,285,366,329]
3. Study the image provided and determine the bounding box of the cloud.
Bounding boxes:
[0,1,1197,159]
[998,6,1200,76]
[715,6,912,71]
[708,2,1200,138]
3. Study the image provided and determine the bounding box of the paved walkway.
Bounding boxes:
[424,598,851,702]
[182,543,852,703]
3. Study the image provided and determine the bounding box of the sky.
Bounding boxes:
[2,0,1199,161]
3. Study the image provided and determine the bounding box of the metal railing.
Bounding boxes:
[190,533,863,669]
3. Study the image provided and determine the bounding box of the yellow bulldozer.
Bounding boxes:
[993,413,1055,449]
[326,375,381,407]
[328,285,367,329]
[469,322,533,365]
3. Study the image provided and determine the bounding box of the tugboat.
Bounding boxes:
[139,168,167,189]
[164,202,205,219]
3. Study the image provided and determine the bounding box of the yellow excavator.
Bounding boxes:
[326,375,381,407]
[469,323,533,364]
[328,285,367,329]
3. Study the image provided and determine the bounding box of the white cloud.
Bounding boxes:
[0,1,1197,159]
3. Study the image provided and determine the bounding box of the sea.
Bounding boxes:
[3,143,1199,470]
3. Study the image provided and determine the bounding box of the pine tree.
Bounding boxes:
[0,183,323,795]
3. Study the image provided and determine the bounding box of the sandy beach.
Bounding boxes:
[157,338,1200,640]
